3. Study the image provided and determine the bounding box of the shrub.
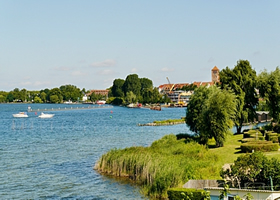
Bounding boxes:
[273,124,280,133]
[241,141,279,153]
[265,132,278,142]
[243,131,264,140]
[167,188,209,200]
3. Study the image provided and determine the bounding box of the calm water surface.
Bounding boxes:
[0,104,189,199]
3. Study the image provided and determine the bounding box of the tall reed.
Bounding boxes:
[95,134,220,199]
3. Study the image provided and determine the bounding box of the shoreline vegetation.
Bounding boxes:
[94,134,221,199]
[94,131,280,199]
[138,118,185,126]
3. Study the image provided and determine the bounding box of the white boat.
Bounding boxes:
[13,112,28,118]
[96,100,106,105]
[38,112,54,118]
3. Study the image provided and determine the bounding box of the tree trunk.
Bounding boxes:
[236,125,242,134]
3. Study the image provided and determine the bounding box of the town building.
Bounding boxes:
[158,66,220,104]
[88,90,109,97]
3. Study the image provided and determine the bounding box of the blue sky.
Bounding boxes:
[1,1,280,91]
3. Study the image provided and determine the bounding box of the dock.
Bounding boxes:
[27,105,113,112]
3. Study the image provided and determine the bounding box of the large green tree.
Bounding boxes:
[185,86,210,135]
[49,88,63,103]
[186,86,236,147]
[60,84,82,102]
[111,79,125,97]
[219,60,258,134]
[258,67,280,122]
[123,74,141,99]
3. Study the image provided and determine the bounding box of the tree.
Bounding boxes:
[49,88,63,103]
[200,86,236,147]
[219,60,258,134]
[111,79,125,97]
[220,152,280,189]
[258,67,280,122]
[185,86,210,135]
[34,96,43,103]
[185,86,236,147]
[50,95,60,103]
[40,92,47,103]
[6,92,14,102]
[90,92,104,102]
[140,77,153,94]
[123,74,141,98]
[125,91,137,104]
[0,91,8,103]
[60,84,82,102]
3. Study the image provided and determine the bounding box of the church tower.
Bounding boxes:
[211,66,220,83]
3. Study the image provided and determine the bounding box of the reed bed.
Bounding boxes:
[95,134,221,199]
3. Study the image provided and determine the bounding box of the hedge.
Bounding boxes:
[241,141,279,153]
[266,132,278,142]
[167,188,209,200]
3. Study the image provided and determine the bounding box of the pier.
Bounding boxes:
[27,105,113,112]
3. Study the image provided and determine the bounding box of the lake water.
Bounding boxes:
[0,104,189,199]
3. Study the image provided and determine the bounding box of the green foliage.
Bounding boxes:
[273,124,280,133]
[33,96,43,103]
[95,134,220,199]
[258,67,280,122]
[110,75,163,104]
[185,86,210,134]
[90,92,105,102]
[219,183,230,200]
[265,132,278,143]
[178,84,198,92]
[49,88,63,103]
[240,141,278,153]
[111,79,125,97]
[221,152,280,189]
[186,86,237,147]
[60,84,82,102]
[50,95,60,103]
[125,91,137,104]
[167,188,209,200]
[256,99,269,111]
[153,118,185,124]
[220,60,258,134]
[123,74,141,98]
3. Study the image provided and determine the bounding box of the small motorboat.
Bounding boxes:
[13,112,28,118]
[38,112,54,118]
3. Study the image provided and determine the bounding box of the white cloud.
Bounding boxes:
[71,71,87,76]
[130,68,138,73]
[91,59,116,67]
[98,69,115,75]
[160,67,174,72]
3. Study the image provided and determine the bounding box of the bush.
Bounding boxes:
[273,124,280,133]
[265,132,278,142]
[167,188,209,200]
[243,130,264,140]
[241,141,279,153]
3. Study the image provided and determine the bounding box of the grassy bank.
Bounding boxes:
[95,133,280,199]
[95,134,221,199]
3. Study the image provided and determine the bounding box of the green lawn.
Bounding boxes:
[208,133,280,168]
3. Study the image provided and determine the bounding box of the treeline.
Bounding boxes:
[0,85,88,103]
[107,74,170,105]
[186,59,280,147]
[0,74,171,104]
